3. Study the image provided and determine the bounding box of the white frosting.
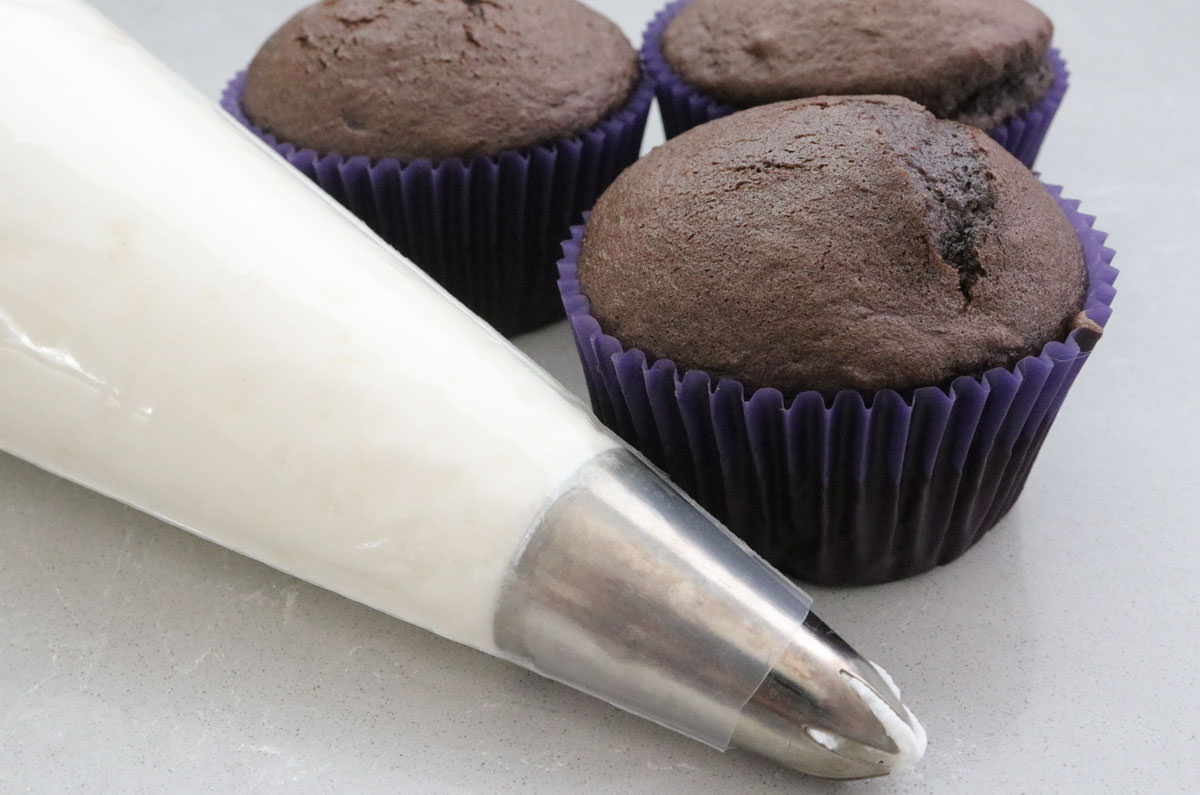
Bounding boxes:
[0,0,618,653]
[802,664,926,771]
[847,664,928,770]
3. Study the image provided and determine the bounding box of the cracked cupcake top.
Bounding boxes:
[241,0,638,161]
[661,0,1055,129]
[576,96,1090,396]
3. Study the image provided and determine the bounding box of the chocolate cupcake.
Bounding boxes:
[644,0,1068,168]
[224,0,653,336]
[559,97,1117,584]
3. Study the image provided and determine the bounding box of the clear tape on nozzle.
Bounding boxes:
[493,448,813,750]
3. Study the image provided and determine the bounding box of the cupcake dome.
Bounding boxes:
[661,0,1054,129]
[242,0,639,161]
[561,96,1116,584]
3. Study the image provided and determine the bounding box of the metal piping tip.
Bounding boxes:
[731,612,926,779]
[495,449,925,779]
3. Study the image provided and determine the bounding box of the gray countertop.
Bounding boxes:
[3,0,1198,792]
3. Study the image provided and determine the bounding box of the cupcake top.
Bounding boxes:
[242,0,638,162]
[661,0,1054,128]
[577,96,1093,396]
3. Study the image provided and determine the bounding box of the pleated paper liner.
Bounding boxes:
[221,71,653,337]
[559,188,1117,585]
[641,0,1069,169]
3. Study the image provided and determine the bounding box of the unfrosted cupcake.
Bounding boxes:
[224,0,653,336]
[559,96,1116,584]
[643,0,1068,168]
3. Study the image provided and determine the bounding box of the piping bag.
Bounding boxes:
[0,0,924,779]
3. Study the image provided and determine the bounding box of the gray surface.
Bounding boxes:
[2,0,1197,792]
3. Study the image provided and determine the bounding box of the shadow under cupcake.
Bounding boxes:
[643,0,1069,169]
[559,96,1117,586]
[223,0,653,337]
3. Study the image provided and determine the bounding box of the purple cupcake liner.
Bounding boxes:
[558,188,1117,585]
[641,0,1069,169]
[221,71,653,337]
